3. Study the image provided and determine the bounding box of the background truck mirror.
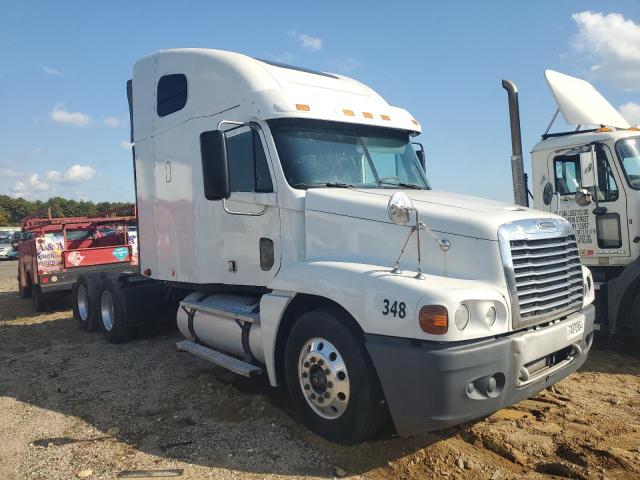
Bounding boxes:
[200,130,230,200]
[579,148,598,189]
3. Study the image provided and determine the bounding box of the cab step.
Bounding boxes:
[176,340,262,377]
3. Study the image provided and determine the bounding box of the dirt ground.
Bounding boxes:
[0,261,639,480]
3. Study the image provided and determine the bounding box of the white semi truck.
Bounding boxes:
[502,70,640,344]
[74,49,595,444]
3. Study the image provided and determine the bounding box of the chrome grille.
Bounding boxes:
[498,219,584,330]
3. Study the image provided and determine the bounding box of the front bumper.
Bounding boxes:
[365,304,595,437]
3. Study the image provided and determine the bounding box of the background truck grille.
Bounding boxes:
[510,234,583,324]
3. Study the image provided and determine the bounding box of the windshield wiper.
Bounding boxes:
[379,180,423,190]
[291,182,356,189]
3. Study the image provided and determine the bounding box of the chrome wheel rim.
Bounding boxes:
[77,284,89,322]
[298,337,350,420]
[100,291,114,332]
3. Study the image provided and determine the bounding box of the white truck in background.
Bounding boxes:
[502,70,640,343]
[73,49,595,444]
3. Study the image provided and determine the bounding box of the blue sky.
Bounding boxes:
[1,1,639,203]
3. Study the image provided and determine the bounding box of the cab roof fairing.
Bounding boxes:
[131,48,421,142]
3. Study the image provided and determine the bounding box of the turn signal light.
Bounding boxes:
[296,104,310,111]
[419,305,448,334]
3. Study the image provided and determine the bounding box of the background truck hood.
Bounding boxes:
[305,188,558,241]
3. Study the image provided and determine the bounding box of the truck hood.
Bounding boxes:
[305,188,558,241]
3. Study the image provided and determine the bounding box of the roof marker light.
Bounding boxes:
[411,119,420,126]
[343,109,355,116]
[628,127,640,131]
[296,104,310,111]
[363,112,373,119]
[596,126,613,132]
[380,114,391,121]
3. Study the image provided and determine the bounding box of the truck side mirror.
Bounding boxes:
[412,142,426,170]
[200,130,230,200]
[579,146,598,189]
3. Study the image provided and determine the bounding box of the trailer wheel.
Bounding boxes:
[73,275,100,332]
[32,285,50,312]
[284,308,387,444]
[98,277,129,343]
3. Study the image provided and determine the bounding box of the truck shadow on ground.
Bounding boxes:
[0,290,457,477]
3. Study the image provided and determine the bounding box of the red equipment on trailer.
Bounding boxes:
[17,207,139,312]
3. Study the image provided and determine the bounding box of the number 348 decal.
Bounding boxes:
[382,299,406,318]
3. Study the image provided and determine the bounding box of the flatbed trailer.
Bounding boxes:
[18,209,139,311]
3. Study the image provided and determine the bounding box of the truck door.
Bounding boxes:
[547,144,630,261]
[219,126,281,285]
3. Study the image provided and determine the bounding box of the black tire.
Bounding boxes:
[32,285,50,312]
[98,277,130,343]
[284,308,388,444]
[73,274,101,332]
[19,273,32,299]
[630,294,640,345]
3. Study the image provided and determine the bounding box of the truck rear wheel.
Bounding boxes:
[284,308,387,444]
[99,278,129,343]
[73,275,100,332]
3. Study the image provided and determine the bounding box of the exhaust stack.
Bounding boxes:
[502,79,528,207]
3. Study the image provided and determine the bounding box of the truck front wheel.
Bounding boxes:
[630,294,640,344]
[284,308,388,444]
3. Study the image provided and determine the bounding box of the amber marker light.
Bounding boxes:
[363,112,374,119]
[411,119,420,126]
[596,126,613,132]
[296,104,310,111]
[380,114,391,121]
[343,109,355,116]
[419,305,448,334]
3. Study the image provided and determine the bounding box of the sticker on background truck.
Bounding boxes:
[112,247,129,261]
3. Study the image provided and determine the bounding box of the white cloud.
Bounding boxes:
[620,102,640,126]
[330,56,361,73]
[288,30,322,51]
[13,174,49,195]
[104,116,120,127]
[571,11,640,90]
[0,168,25,177]
[45,165,96,183]
[50,104,92,127]
[43,65,63,76]
[120,141,133,150]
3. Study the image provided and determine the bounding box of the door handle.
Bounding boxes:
[222,198,267,216]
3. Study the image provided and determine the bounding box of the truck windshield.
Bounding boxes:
[617,137,640,189]
[268,119,430,190]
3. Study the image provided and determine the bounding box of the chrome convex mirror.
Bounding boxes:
[388,192,413,224]
[387,192,450,280]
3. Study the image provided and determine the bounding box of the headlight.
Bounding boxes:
[485,306,497,326]
[454,304,469,331]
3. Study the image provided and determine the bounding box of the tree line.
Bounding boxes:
[0,195,134,227]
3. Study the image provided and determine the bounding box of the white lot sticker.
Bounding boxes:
[567,318,585,341]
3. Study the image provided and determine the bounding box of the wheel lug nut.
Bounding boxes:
[303,361,310,368]
[304,384,310,390]
[310,356,316,363]
[327,381,333,388]
[324,392,330,398]
[310,393,316,400]
[317,359,324,366]
[301,372,308,378]
[318,397,324,403]
[324,369,331,375]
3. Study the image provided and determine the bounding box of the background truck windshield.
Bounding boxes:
[617,137,640,189]
[269,119,429,189]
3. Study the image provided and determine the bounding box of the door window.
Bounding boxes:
[594,147,618,202]
[554,154,581,195]
[227,131,273,193]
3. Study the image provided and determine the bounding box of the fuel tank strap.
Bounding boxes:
[182,293,211,344]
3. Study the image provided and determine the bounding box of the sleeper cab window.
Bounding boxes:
[157,74,187,117]
[227,131,273,193]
